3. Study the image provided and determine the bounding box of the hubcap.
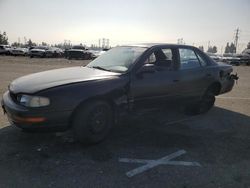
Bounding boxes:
[89,106,108,133]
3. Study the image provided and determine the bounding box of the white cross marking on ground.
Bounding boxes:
[119,150,201,178]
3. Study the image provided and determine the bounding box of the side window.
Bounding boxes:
[145,48,173,68]
[196,51,207,67]
[179,48,201,70]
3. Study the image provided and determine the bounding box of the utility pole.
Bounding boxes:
[234,27,240,54]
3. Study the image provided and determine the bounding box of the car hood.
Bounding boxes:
[9,66,120,94]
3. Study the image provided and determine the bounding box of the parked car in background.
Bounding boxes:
[1,44,238,144]
[222,53,241,66]
[88,48,110,59]
[0,45,12,55]
[65,45,93,60]
[241,49,250,65]
[29,46,63,58]
[87,50,100,59]
[11,47,29,56]
[29,46,49,58]
[206,53,223,62]
[234,54,250,66]
[242,49,250,56]
[44,47,64,58]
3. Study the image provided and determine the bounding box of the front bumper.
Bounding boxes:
[1,91,71,131]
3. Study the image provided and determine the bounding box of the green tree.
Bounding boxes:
[0,31,8,44]
[12,42,20,47]
[27,39,36,47]
[247,42,250,49]
[230,43,236,53]
[207,46,217,53]
[225,43,230,53]
[198,46,204,51]
[41,42,48,46]
[212,46,217,53]
[224,42,236,53]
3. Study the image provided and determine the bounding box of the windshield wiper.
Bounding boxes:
[91,66,111,72]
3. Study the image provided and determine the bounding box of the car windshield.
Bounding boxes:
[87,46,147,73]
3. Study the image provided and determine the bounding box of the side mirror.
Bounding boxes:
[136,64,155,77]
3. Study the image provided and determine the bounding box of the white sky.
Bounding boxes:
[0,0,250,53]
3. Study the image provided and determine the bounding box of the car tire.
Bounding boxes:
[186,88,215,115]
[72,101,113,144]
[30,55,33,58]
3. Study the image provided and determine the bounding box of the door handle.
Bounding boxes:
[206,73,212,77]
[173,79,179,82]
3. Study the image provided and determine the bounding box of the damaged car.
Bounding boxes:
[1,44,238,144]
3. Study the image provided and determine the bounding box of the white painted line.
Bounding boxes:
[119,150,201,178]
[119,158,153,164]
[217,96,250,100]
[165,161,202,167]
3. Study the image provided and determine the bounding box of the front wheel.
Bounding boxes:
[72,101,113,144]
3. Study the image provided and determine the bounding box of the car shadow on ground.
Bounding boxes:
[0,106,250,187]
[0,106,249,162]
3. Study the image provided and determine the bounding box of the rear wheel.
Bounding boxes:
[72,101,113,144]
[186,89,215,115]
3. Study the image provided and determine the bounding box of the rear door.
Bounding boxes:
[176,47,211,98]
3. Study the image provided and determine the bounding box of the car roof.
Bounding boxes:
[123,43,195,49]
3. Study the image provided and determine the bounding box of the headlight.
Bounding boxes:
[19,95,50,107]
